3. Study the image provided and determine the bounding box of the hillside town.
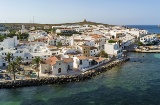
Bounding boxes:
[0,20,150,81]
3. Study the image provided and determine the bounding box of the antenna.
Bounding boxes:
[33,16,34,24]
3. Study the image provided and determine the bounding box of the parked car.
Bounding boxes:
[1,70,6,73]
[0,69,3,73]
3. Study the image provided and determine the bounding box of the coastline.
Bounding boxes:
[0,57,129,89]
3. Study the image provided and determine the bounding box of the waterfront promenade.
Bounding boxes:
[0,57,129,89]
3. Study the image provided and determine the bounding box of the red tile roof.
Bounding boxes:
[63,58,74,63]
[45,56,61,65]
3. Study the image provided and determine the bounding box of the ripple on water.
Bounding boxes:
[1,53,160,105]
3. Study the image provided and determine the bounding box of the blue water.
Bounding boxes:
[1,53,160,105]
[127,25,160,34]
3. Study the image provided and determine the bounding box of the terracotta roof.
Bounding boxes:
[95,57,106,62]
[45,56,61,65]
[77,56,87,60]
[47,46,57,49]
[90,34,103,38]
[19,41,29,44]
[63,58,74,63]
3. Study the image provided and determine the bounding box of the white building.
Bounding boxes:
[104,42,122,58]
[28,30,47,41]
[0,30,10,36]
[0,56,6,66]
[40,56,73,75]
[1,36,19,49]
[73,56,90,70]
[140,34,158,44]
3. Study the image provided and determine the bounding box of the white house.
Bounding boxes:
[28,30,47,41]
[73,56,90,70]
[56,29,76,34]
[0,56,6,66]
[104,42,122,58]
[0,30,10,36]
[40,56,73,75]
[1,36,19,49]
[140,34,158,44]
[90,47,98,56]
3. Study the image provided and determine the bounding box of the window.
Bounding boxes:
[59,63,61,65]
[58,68,61,73]
[80,60,82,65]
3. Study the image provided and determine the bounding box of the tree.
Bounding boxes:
[137,42,143,46]
[4,52,13,74]
[99,50,108,58]
[5,52,13,64]
[32,57,42,79]
[9,61,18,80]
[0,34,6,42]
[15,56,23,74]
[108,40,117,43]
[57,42,62,47]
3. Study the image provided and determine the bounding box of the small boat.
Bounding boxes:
[158,25,160,27]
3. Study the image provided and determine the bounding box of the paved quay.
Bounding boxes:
[0,57,129,89]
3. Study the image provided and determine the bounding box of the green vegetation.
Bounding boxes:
[18,33,29,40]
[0,31,29,42]
[8,61,17,80]
[32,57,42,79]
[57,42,62,47]
[97,50,108,58]
[57,31,81,36]
[108,40,117,43]
[0,34,6,41]
[138,41,158,46]
[137,42,143,46]
[5,53,23,80]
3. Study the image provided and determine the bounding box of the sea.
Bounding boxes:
[1,25,160,105]
[127,25,160,34]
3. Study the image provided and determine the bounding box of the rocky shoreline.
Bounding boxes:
[0,57,130,89]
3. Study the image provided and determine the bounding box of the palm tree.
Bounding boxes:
[5,52,13,63]
[32,57,42,79]
[15,56,23,74]
[5,52,14,73]
[9,61,18,80]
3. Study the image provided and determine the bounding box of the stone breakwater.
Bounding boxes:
[0,58,130,89]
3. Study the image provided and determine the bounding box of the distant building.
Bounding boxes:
[56,28,76,34]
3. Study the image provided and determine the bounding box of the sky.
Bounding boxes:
[0,0,160,25]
